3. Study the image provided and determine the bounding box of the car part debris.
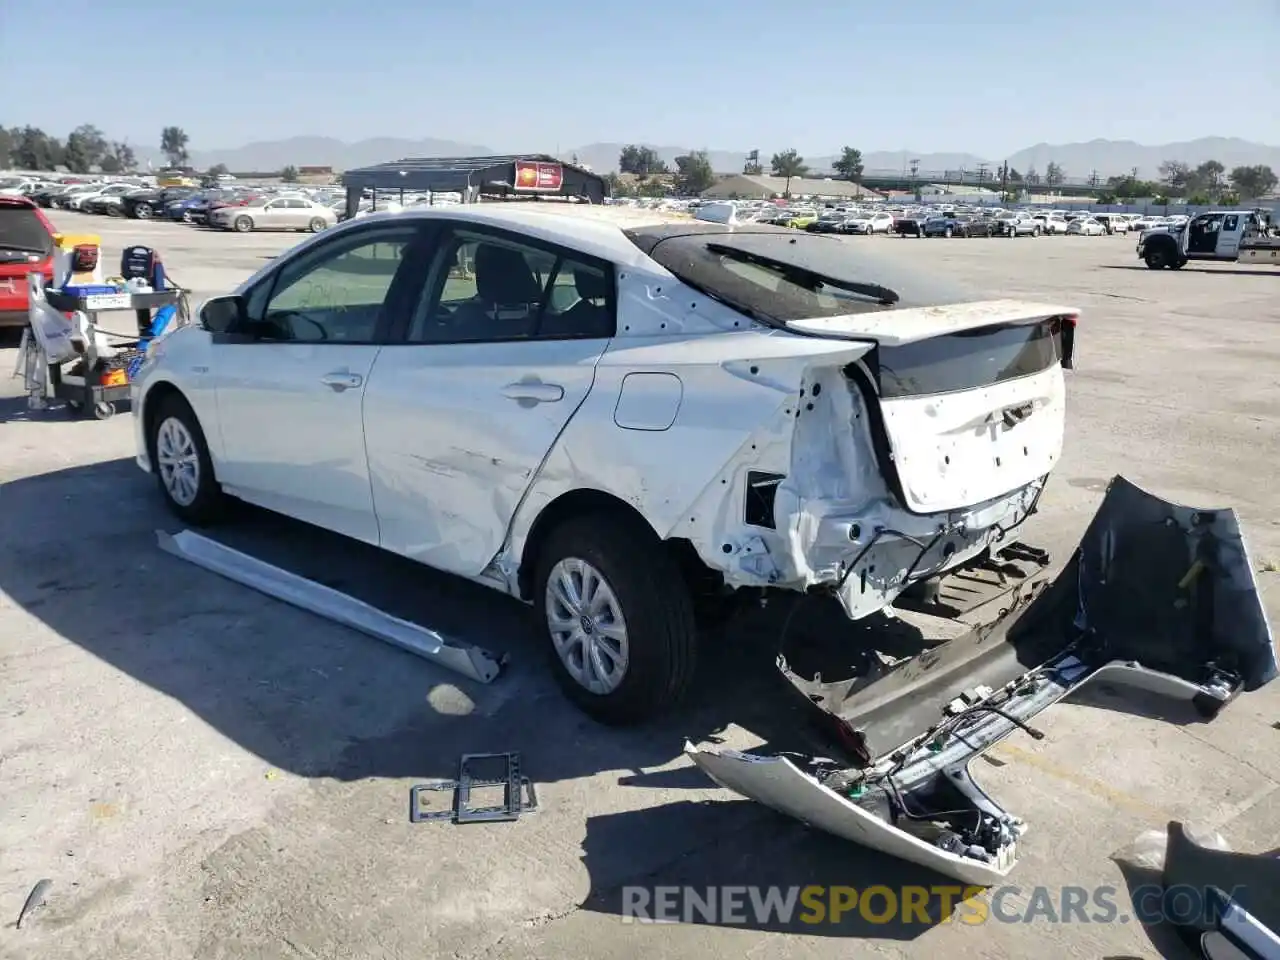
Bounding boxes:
[157,529,505,684]
[1161,820,1280,960]
[688,476,1276,886]
[410,753,537,824]
[16,878,52,929]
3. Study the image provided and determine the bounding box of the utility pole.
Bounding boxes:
[1000,161,1009,200]
[976,162,989,184]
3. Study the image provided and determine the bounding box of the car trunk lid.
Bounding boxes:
[788,299,1078,513]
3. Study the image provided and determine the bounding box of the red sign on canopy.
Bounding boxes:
[514,161,564,192]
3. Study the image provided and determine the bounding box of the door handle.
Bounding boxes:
[501,381,564,404]
[321,372,363,392]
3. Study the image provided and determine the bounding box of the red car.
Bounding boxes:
[0,196,56,329]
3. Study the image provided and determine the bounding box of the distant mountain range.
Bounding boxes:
[137,136,1280,181]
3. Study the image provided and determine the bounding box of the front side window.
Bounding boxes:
[246,227,421,342]
[406,227,615,343]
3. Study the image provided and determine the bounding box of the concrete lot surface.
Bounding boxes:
[1,211,1277,960]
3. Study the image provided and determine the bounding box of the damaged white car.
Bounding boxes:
[133,206,1084,725]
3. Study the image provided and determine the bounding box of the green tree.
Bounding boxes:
[1229,164,1278,199]
[207,162,230,178]
[1158,160,1191,196]
[11,127,63,170]
[770,148,808,197]
[160,126,190,167]
[1044,162,1065,187]
[673,150,715,194]
[832,146,864,183]
[1106,175,1158,199]
[63,124,108,173]
[1191,159,1225,197]
[637,179,670,198]
[618,145,667,178]
[281,165,299,183]
[0,126,13,167]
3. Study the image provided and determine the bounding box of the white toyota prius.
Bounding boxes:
[133,205,1080,724]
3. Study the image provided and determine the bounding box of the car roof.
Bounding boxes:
[347,205,657,267]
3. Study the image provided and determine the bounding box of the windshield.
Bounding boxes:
[624,224,969,322]
[0,205,54,254]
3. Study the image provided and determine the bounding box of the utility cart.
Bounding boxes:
[16,275,187,421]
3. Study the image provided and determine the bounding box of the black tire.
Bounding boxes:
[92,401,115,420]
[134,202,153,220]
[308,217,326,233]
[1144,248,1168,269]
[233,216,253,233]
[149,393,226,525]
[534,512,697,725]
[1169,258,1186,270]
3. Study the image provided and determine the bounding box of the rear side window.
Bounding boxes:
[876,321,1062,399]
[0,205,54,255]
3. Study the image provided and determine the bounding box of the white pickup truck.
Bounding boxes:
[1137,209,1280,269]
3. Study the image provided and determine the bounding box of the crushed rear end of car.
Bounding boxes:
[622,222,1274,883]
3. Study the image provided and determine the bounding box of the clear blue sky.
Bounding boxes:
[3,0,1277,154]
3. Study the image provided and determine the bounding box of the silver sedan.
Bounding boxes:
[210,197,338,233]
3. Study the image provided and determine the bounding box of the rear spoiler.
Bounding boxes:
[785,298,1079,369]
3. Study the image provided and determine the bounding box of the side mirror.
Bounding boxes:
[199,294,247,334]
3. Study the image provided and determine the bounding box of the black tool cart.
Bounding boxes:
[42,288,182,420]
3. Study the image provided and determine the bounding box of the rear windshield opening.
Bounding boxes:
[0,207,54,255]
[629,227,968,325]
[872,320,1064,399]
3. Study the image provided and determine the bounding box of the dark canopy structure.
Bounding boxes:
[340,154,607,217]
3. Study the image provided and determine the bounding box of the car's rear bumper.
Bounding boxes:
[689,476,1276,885]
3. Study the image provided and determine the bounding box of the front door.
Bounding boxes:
[362,223,616,575]
[212,221,433,542]
[1187,213,1225,255]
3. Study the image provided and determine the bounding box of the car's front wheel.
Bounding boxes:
[534,513,697,725]
[233,216,253,233]
[150,394,226,525]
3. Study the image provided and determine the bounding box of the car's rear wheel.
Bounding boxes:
[233,216,253,233]
[308,217,327,233]
[150,394,226,525]
[534,513,697,725]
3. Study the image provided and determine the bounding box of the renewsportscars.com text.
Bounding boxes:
[621,884,1247,927]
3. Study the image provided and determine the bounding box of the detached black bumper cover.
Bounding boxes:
[687,476,1276,886]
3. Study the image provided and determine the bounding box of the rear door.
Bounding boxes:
[362,222,616,575]
[1216,213,1243,258]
